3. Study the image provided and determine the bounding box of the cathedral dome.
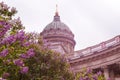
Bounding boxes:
[40,10,76,53]
[44,21,71,33]
[41,10,75,38]
[41,12,75,40]
[43,13,72,33]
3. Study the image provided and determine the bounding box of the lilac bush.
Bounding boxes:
[75,68,106,80]
[0,2,36,79]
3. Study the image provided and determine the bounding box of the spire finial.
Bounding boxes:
[55,4,59,16]
[54,4,60,21]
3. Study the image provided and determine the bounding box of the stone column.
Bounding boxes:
[102,66,109,80]
[104,68,109,79]
[109,69,115,80]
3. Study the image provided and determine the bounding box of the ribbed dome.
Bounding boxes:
[41,12,75,39]
[44,21,71,32]
[43,12,72,33]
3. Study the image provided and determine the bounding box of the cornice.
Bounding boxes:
[70,44,120,67]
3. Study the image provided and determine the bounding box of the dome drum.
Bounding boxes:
[43,35,76,47]
[40,29,74,40]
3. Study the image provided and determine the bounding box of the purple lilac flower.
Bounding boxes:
[83,76,89,80]
[22,42,30,47]
[0,2,9,11]
[10,17,21,26]
[27,48,35,57]
[16,17,21,24]
[3,59,11,65]
[2,3,9,10]
[0,49,9,57]
[15,31,26,41]
[0,21,8,25]
[20,67,29,74]
[0,2,4,7]
[93,75,97,80]
[13,59,24,66]
[7,35,15,44]
[11,7,17,13]
[1,35,15,45]
[16,31,24,38]
[97,71,102,76]
[107,78,111,80]
[20,53,28,59]
[2,72,10,79]
[87,68,92,74]
[20,49,35,59]
[0,21,11,39]
[6,59,11,63]
[4,24,11,30]
[80,78,84,80]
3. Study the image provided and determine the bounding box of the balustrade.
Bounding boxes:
[70,35,120,60]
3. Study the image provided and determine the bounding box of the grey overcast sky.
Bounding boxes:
[2,0,120,50]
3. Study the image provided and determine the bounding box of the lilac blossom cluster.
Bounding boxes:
[0,31,35,74]
[0,29,35,78]
[13,59,29,74]
[20,48,35,58]
[0,49,8,57]
[0,21,11,39]
[77,68,106,80]
[0,29,35,73]
[1,29,28,46]
[0,2,17,18]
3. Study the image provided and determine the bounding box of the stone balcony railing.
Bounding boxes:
[68,35,120,60]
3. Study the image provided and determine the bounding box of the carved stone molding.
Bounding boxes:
[70,46,120,67]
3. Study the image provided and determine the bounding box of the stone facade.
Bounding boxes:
[40,12,120,80]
